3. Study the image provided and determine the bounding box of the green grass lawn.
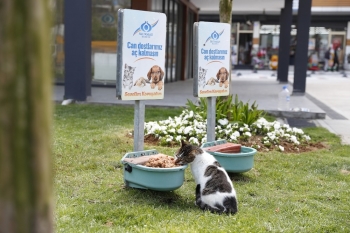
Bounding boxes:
[54,105,350,233]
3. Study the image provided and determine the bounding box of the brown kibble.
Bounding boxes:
[144,155,178,168]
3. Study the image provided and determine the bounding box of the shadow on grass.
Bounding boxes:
[121,186,198,211]
[228,172,254,182]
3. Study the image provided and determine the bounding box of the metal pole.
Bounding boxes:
[134,100,145,151]
[207,97,216,142]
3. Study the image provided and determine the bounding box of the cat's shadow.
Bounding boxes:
[228,172,254,183]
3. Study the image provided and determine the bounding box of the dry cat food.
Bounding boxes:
[144,155,178,168]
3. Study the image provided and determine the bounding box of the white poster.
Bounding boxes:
[117,9,166,100]
[94,53,116,81]
[195,22,231,97]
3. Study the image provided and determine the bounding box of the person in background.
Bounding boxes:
[332,46,339,71]
[324,47,331,71]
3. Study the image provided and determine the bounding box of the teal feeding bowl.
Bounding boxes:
[121,149,187,191]
[201,140,257,173]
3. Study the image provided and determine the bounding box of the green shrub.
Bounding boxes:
[185,94,265,125]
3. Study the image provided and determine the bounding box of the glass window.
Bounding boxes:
[52,0,65,82]
[239,22,253,31]
[151,0,163,12]
[231,23,238,65]
[92,0,131,83]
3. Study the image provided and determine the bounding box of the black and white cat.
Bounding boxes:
[175,140,238,214]
[198,67,207,88]
[122,64,136,90]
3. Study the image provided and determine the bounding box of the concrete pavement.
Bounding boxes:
[53,68,350,145]
[298,70,350,145]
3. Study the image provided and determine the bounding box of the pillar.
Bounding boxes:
[277,0,293,83]
[293,0,312,95]
[252,21,260,69]
[345,21,350,70]
[131,0,151,11]
[252,21,260,51]
[64,0,91,101]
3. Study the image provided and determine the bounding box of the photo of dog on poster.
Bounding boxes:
[132,65,164,91]
[147,65,164,90]
[204,67,229,88]
[216,67,229,88]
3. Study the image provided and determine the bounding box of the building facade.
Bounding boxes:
[55,0,350,100]
[53,0,198,93]
[200,0,350,70]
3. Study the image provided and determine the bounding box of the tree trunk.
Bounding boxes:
[219,0,233,23]
[219,0,233,94]
[0,0,54,232]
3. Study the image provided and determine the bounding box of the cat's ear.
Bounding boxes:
[181,140,187,147]
[125,63,127,69]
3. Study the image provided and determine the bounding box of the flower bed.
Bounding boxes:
[144,109,323,153]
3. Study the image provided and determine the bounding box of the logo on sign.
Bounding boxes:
[203,30,224,46]
[133,20,159,38]
[101,13,115,26]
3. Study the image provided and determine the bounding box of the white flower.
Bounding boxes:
[244,132,252,137]
[166,136,173,142]
[224,129,232,135]
[290,135,300,145]
[292,127,304,135]
[168,128,175,134]
[267,132,276,141]
[183,126,192,135]
[232,131,240,137]
[230,131,240,140]
[274,122,281,130]
[278,145,284,151]
[175,135,182,142]
[189,137,199,145]
[218,118,229,126]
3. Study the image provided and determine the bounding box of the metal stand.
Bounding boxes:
[207,97,216,142]
[134,100,145,151]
